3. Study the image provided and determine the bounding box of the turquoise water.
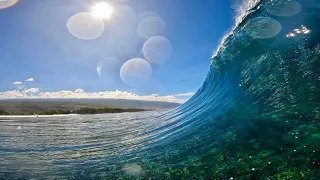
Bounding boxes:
[1,0,320,179]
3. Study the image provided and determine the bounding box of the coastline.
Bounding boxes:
[0,107,153,116]
[0,114,80,118]
[0,100,175,116]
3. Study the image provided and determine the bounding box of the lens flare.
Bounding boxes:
[123,164,142,175]
[266,0,301,17]
[92,2,113,19]
[120,58,152,87]
[67,12,104,40]
[244,17,281,39]
[96,57,122,87]
[0,0,18,9]
[143,36,172,64]
[137,17,165,38]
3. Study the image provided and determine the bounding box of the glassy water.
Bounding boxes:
[1,0,320,179]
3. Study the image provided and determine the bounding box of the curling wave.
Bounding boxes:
[1,0,320,179]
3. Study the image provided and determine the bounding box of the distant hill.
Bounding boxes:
[0,99,180,114]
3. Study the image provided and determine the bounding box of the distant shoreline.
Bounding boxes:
[0,107,152,116]
[0,110,154,118]
[0,99,178,115]
[0,114,79,118]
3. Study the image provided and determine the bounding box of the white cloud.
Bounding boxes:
[25,78,35,82]
[13,81,23,85]
[22,88,39,94]
[74,89,84,93]
[0,89,193,103]
[0,90,25,98]
[175,92,195,97]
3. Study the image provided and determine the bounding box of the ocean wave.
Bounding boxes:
[1,0,320,179]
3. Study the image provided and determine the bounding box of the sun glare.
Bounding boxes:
[92,2,113,19]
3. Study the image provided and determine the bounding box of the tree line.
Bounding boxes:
[0,107,150,115]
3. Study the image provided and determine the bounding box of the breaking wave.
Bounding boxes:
[1,0,320,179]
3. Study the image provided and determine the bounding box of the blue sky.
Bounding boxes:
[0,0,234,102]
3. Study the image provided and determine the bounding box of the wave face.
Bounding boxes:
[1,0,320,179]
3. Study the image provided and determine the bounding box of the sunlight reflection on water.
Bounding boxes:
[0,111,169,179]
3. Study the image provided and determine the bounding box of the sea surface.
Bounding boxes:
[1,0,320,179]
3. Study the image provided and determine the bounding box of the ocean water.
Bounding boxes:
[1,0,320,179]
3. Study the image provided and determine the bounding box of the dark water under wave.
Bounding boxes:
[1,0,320,179]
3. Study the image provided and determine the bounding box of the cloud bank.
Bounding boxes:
[25,78,35,82]
[175,92,195,97]
[13,81,23,85]
[0,89,194,103]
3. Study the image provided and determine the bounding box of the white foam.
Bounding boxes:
[211,0,262,60]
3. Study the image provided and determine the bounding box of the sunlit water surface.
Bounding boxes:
[0,111,171,179]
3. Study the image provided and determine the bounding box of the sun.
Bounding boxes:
[91,2,113,19]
